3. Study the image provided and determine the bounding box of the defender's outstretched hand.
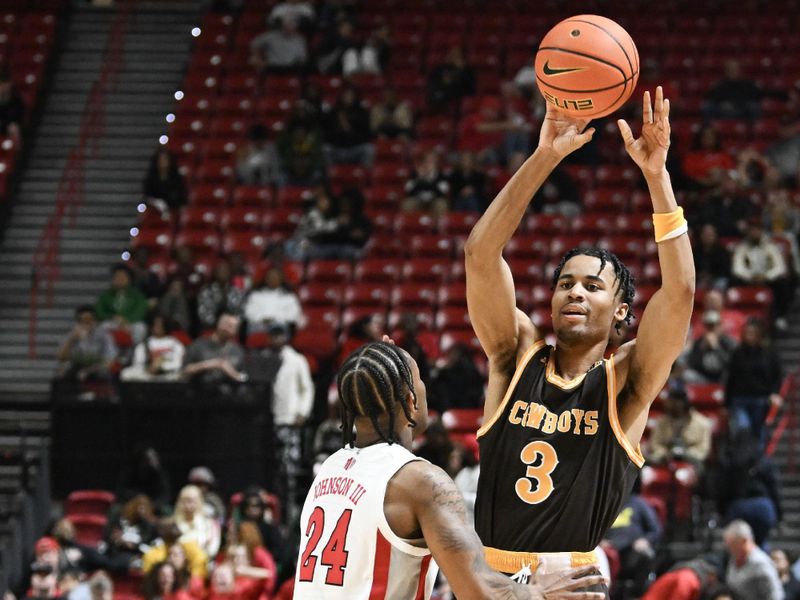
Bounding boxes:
[538,102,595,160]
[618,86,671,176]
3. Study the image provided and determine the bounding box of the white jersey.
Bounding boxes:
[294,443,439,599]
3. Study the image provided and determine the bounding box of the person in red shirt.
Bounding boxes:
[641,557,720,600]
[143,562,196,600]
[682,126,736,187]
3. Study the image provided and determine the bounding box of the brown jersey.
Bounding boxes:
[474,341,643,556]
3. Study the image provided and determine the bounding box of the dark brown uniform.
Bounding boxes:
[475,340,642,581]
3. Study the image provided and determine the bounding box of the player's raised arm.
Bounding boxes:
[465,105,595,418]
[387,460,606,600]
[614,87,696,440]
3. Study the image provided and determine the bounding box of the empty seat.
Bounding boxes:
[64,490,115,517]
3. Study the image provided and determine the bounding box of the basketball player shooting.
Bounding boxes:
[293,340,606,599]
[464,86,694,594]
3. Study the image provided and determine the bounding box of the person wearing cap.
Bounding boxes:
[34,537,62,574]
[685,309,737,383]
[24,562,59,600]
[648,388,712,468]
[187,466,226,525]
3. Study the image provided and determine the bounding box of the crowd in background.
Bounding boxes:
[39,0,800,599]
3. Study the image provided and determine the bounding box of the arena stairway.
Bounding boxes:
[0,0,199,401]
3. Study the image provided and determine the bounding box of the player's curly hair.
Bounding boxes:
[337,341,417,446]
[551,246,636,332]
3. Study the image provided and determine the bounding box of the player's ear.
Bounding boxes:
[614,302,629,325]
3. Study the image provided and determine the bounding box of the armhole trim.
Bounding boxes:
[379,457,432,557]
[605,355,645,468]
[476,340,545,439]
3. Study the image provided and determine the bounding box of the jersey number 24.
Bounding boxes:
[299,507,353,586]
[515,441,559,504]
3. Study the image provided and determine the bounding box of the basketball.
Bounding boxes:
[535,15,639,119]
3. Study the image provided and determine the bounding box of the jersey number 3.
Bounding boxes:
[515,441,559,504]
[298,507,353,586]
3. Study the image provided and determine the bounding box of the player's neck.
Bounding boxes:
[552,340,607,380]
[353,424,413,451]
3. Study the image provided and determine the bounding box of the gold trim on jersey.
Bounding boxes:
[605,355,645,468]
[476,341,546,439]
[484,546,600,575]
[544,348,589,390]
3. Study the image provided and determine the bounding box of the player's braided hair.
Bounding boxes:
[551,246,636,332]
[337,341,418,446]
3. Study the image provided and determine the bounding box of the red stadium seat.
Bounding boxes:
[440,330,483,357]
[387,308,435,332]
[174,230,221,255]
[294,325,338,360]
[221,231,269,257]
[394,212,437,235]
[178,206,220,230]
[306,260,353,284]
[232,186,273,207]
[438,282,467,307]
[342,306,386,330]
[262,208,301,236]
[353,259,402,284]
[66,514,107,547]
[409,235,454,259]
[65,490,115,517]
[343,283,391,308]
[189,183,230,207]
[371,164,410,187]
[436,306,471,331]
[685,383,724,410]
[726,286,773,309]
[221,207,264,231]
[441,409,484,433]
[504,235,551,260]
[401,259,450,284]
[130,229,173,255]
[439,212,479,236]
[391,283,438,309]
[302,307,342,331]
[507,259,547,285]
[298,283,343,307]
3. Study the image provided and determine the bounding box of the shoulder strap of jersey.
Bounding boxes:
[477,340,547,438]
[376,453,431,557]
[605,354,645,468]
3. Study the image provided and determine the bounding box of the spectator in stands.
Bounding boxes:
[57,569,89,600]
[648,387,712,467]
[120,314,185,382]
[268,0,314,29]
[602,484,663,599]
[717,428,782,548]
[772,549,800,600]
[174,484,221,560]
[164,543,204,598]
[33,537,62,576]
[312,400,343,470]
[532,164,581,216]
[316,17,359,74]
[448,151,489,212]
[25,562,59,600]
[236,488,291,584]
[641,556,721,600]
[694,172,755,237]
[143,147,187,212]
[129,247,164,303]
[765,86,800,186]
[454,450,480,525]
[343,22,391,77]
[428,46,476,111]
[143,519,207,579]
[704,586,740,600]
[682,126,736,188]
[403,149,450,214]
[328,187,371,258]
[0,70,23,141]
[235,124,281,186]
[171,246,204,303]
[701,288,747,341]
[337,314,382,365]
[243,268,302,333]
[726,317,784,444]
[694,224,732,290]
[47,519,129,574]
[458,95,530,168]
[430,343,484,412]
[117,444,172,514]
[219,524,278,598]
[56,305,117,383]
[106,494,158,564]
[187,466,226,525]
[277,103,326,185]
[250,17,308,74]
[96,264,149,345]
[86,573,112,600]
[157,278,192,333]
[393,312,431,384]
[370,87,414,139]
[284,185,339,261]
[704,59,763,121]
[183,313,247,386]
[142,561,193,600]
[723,520,784,599]
[416,419,454,472]
[763,188,800,242]
[197,260,246,332]
[685,310,737,383]
[732,221,791,329]
[323,85,373,166]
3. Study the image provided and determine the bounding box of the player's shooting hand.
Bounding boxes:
[530,565,606,599]
[618,86,671,177]
[538,102,595,160]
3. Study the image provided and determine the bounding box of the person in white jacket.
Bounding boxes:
[120,315,185,381]
[243,267,303,333]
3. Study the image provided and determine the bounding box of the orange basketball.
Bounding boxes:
[535,15,639,119]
